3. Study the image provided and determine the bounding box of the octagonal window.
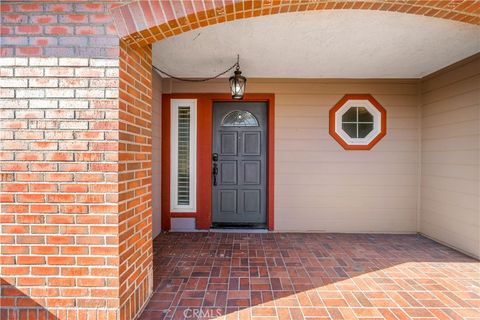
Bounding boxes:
[329,95,387,150]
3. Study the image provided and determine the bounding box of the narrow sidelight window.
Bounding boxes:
[171,99,196,212]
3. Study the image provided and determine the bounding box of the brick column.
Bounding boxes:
[0,2,153,320]
[117,41,153,320]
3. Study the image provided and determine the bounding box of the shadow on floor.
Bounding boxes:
[139,233,479,320]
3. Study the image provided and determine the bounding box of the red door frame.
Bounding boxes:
[161,93,275,231]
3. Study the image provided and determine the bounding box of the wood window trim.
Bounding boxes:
[170,99,197,212]
[329,94,387,150]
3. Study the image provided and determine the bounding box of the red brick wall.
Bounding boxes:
[0,1,120,57]
[0,1,153,319]
[0,56,121,320]
[118,40,153,320]
[2,0,479,319]
[3,2,480,319]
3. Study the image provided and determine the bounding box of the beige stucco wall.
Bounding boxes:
[419,56,480,258]
[152,71,162,238]
[165,78,420,233]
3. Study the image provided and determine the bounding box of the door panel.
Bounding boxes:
[220,161,237,185]
[219,190,236,214]
[242,190,261,214]
[220,132,237,155]
[212,102,267,227]
[243,132,261,155]
[243,161,260,185]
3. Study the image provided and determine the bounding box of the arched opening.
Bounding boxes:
[112,0,479,49]
[113,3,480,319]
[1,2,478,319]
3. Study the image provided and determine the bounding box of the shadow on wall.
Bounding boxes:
[139,233,478,320]
[0,281,114,319]
[0,281,57,319]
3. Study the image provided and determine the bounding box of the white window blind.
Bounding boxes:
[170,99,196,212]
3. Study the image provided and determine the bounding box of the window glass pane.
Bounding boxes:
[358,107,373,122]
[222,110,258,127]
[342,123,357,138]
[341,107,357,122]
[358,123,374,138]
[177,106,190,205]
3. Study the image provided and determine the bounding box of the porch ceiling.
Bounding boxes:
[152,10,480,79]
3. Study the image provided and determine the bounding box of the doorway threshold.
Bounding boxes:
[209,228,268,233]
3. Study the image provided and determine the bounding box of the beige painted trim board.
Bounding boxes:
[272,230,417,234]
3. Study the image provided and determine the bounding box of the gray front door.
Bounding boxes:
[212,102,267,227]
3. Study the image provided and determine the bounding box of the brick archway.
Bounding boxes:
[112,2,479,318]
[0,1,478,320]
[112,0,480,47]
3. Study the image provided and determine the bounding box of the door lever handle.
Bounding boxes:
[212,153,219,162]
[212,163,218,186]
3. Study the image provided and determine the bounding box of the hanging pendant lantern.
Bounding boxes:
[229,56,246,99]
[153,54,247,99]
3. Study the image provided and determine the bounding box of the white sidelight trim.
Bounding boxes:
[170,99,197,212]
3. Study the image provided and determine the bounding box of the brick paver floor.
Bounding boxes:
[139,233,479,320]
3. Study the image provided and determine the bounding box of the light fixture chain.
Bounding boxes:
[153,59,239,82]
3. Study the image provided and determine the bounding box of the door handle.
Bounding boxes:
[212,153,219,186]
[212,163,218,186]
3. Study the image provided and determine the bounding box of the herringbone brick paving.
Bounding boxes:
[139,233,479,320]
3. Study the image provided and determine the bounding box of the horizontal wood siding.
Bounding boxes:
[420,56,480,258]
[166,79,420,233]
